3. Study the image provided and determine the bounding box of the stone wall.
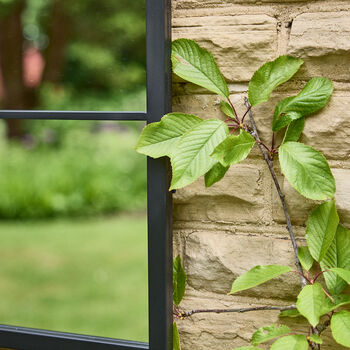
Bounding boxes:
[172,1,350,349]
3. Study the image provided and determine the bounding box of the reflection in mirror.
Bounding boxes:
[0,0,146,117]
[0,119,148,342]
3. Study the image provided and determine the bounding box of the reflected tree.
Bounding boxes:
[0,0,146,138]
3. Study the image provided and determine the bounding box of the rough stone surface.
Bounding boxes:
[173,14,277,82]
[288,12,350,81]
[178,292,347,349]
[273,168,350,228]
[173,164,271,224]
[172,1,350,349]
[184,230,301,298]
[173,91,350,161]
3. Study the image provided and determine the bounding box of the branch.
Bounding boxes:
[243,97,306,288]
[317,318,331,335]
[181,305,296,318]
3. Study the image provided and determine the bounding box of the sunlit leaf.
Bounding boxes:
[234,347,263,350]
[135,113,202,158]
[248,56,303,106]
[273,77,333,131]
[329,268,350,285]
[282,117,305,144]
[331,311,350,347]
[220,100,235,119]
[296,283,332,327]
[306,200,339,262]
[321,225,350,295]
[204,162,230,187]
[170,119,228,190]
[298,246,314,271]
[251,324,290,346]
[324,295,350,313]
[172,39,229,97]
[279,142,336,200]
[270,335,308,350]
[229,265,292,294]
[211,131,255,167]
[173,256,187,306]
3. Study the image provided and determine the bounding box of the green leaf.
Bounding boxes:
[279,142,336,200]
[270,335,309,350]
[170,119,229,190]
[296,283,331,327]
[173,256,187,306]
[204,162,229,187]
[229,265,292,294]
[279,309,301,318]
[234,347,263,350]
[135,113,202,158]
[248,56,303,107]
[282,117,305,144]
[298,246,314,271]
[211,131,255,167]
[324,294,350,313]
[273,77,333,131]
[274,111,302,132]
[251,324,290,346]
[173,323,181,350]
[306,200,339,262]
[321,225,350,295]
[329,268,350,285]
[172,39,229,98]
[220,100,236,119]
[308,334,323,345]
[331,310,350,347]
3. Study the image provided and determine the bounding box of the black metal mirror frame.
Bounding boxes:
[0,0,173,349]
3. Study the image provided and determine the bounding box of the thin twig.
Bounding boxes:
[241,105,251,123]
[181,305,296,318]
[244,97,306,288]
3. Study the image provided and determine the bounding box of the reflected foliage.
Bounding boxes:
[0,0,146,136]
[0,120,147,219]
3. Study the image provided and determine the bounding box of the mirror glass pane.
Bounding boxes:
[0,0,146,111]
[0,119,148,342]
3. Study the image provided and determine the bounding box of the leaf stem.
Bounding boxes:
[244,97,306,288]
[312,270,328,283]
[293,270,311,285]
[227,98,240,124]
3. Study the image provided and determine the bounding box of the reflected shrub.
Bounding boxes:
[0,120,146,219]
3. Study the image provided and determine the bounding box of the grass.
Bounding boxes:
[0,213,148,342]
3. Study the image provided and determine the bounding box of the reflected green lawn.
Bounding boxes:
[0,214,148,342]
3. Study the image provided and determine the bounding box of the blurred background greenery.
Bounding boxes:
[0,0,149,342]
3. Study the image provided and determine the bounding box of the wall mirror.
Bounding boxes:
[0,0,172,349]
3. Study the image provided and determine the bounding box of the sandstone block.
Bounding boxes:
[183,230,301,298]
[288,12,350,81]
[172,14,277,82]
[273,168,350,227]
[173,90,350,161]
[172,93,276,149]
[178,293,345,349]
[300,93,350,161]
[173,164,269,224]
